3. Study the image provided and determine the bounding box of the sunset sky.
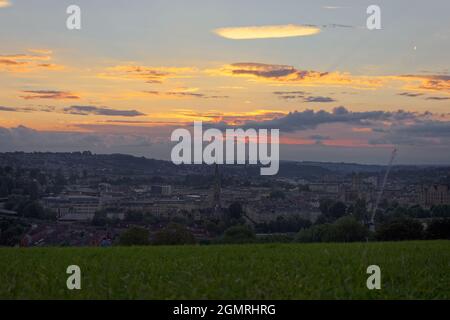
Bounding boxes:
[0,0,449,164]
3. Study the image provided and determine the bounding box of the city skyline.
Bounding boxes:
[0,0,449,164]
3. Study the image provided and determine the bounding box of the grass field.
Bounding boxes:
[0,241,448,300]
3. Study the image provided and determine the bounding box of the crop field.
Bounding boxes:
[0,241,448,300]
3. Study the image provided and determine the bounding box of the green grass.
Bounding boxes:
[0,241,448,299]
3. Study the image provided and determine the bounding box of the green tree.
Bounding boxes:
[258,215,311,233]
[408,205,429,219]
[222,225,255,244]
[152,223,196,245]
[55,169,66,186]
[270,190,286,200]
[27,180,40,200]
[53,169,67,194]
[319,199,334,216]
[329,201,347,219]
[228,202,243,220]
[119,227,149,246]
[426,218,450,240]
[204,219,226,235]
[0,222,25,246]
[376,218,423,241]
[296,217,368,243]
[431,205,450,218]
[124,210,144,222]
[21,201,45,219]
[333,216,369,242]
[317,200,347,224]
[296,224,335,243]
[351,199,369,223]
[92,210,109,226]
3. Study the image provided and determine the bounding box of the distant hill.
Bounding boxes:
[0,152,448,180]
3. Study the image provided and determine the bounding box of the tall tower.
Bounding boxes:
[212,164,221,210]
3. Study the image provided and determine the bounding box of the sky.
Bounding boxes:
[0,0,449,164]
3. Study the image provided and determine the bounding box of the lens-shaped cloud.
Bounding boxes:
[214,24,321,40]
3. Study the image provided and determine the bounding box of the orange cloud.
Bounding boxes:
[396,75,450,93]
[0,49,63,73]
[171,109,287,125]
[279,136,379,147]
[20,90,80,100]
[212,62,450,93]
[144,87,229,99]
[98,65,196,84]
[212,62,386,89]
[28,49,53,55]
[352,127,373,133]
[214,24,321,40]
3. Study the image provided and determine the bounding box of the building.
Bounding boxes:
[419,184,450,207]
[308,183,340,194]
[150,185,172,196]
[42,196,100,221]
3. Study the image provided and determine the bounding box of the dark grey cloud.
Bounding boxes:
[145,91,204,98]
[0,105,56,113]
[273,91,307,101]
[0,106,20,112]
[102,120,171,124]
[309,134,331,140]
[242,106,420,132]
[304,96,336,103]
[273,91,335,103]
[275,94,305,101]
[398,92,450,101]
[287,22,354,29]
[398,92,424,97]
[396,121,450,137]
[419,69,449,75]
[231,62,301,78]
[273,91,308,95]
[308,134,331,145]
[322,24,354,28]
[425,96,450,101]
[0,125,171,156]
[35,105,56,113]
[144,91,229,99]
[205,95,230,99]
[63,106,145,117]
[401,75,450,81]
[370,120,450,146]
[20,90,80,100]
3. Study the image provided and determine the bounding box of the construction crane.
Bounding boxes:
[369,148,398,231]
